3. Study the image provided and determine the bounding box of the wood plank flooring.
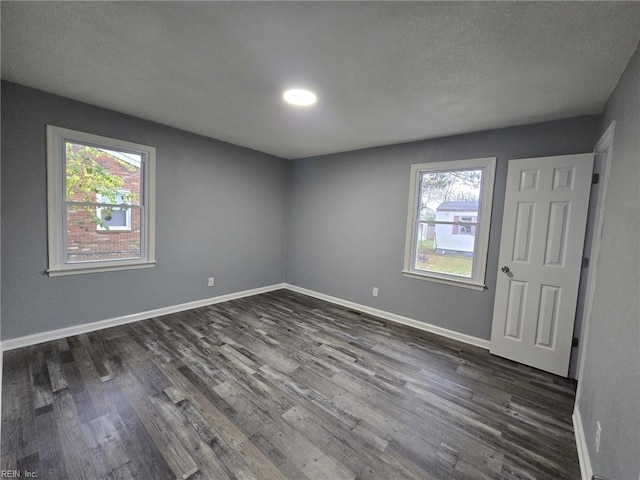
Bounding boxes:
[1,289,581,479]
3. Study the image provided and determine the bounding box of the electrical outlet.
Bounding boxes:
[208,277,215,287]
[595,421,602,453]
[372,287,379,297]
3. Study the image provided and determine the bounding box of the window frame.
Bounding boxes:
[46,125,156,276]
[402,157,496,290]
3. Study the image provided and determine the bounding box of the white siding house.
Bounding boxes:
[434,201,478,254]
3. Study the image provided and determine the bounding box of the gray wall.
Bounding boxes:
[286,117,598,340]
[2,48,637,476]
[1,81,288,340]
[577,43,640,479]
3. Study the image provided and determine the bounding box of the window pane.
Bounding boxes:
[65,142,142,206]
[415,222,474,278]
[418,169,482,214]
[67,205,141,262]
[414,169,483,278]
[96,191,132,230]
[101,208,128,228]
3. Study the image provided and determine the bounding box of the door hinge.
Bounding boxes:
[572,337,579,348]
[582,257,590,268]
[592,173,600,185]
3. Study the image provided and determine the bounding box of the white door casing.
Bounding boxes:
[569,149,608,379]
[490,153,594,376]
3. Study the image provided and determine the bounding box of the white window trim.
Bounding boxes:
[402,157,496,290]
[96,190,133,232]
[47,125,156,277]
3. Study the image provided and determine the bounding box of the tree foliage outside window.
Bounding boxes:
[65,144,138,230]
[419,170,482,211]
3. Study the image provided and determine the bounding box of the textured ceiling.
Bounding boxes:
[2,2,639,159]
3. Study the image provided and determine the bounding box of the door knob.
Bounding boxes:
[501,266,510,274]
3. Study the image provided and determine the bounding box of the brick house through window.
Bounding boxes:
[66,145,142,262]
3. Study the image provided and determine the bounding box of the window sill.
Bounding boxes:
[401,270,486,291]
[48,260,156,277]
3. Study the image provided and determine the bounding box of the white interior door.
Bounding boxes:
[490,153,594,376]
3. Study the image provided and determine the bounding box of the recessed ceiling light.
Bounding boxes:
[283,89,317,106]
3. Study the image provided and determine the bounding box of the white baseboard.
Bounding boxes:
[573,407,594,480]
[284,283,491,350]
[2,282,490,353]
[1,283,286,351]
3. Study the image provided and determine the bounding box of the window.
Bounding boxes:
[47,126,156,276]
[457,216,475,235]
[403,157,496,290]
[96,191,132,231]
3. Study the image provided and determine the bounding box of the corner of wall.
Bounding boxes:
[283,158,293,283]
[575,40,640,479]
[573,407,594,480]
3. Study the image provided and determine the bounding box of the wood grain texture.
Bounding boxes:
[2,290,580,479]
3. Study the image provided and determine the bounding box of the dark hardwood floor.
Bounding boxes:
[2,289,581,479]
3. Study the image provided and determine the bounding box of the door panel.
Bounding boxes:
[512,202,535,262]
[544,201,570,266]
[504,280,526,339]
[490,153,594,376]
[535,284,559,347]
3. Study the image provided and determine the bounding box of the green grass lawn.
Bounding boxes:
[415,239,473,277]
